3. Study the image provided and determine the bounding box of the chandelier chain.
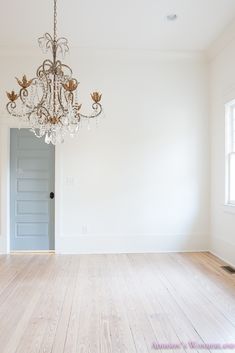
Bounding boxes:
[54,0,57,42]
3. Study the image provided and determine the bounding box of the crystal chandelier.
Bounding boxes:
[6,0,103,145]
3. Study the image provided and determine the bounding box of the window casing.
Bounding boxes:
[225,100,235,206]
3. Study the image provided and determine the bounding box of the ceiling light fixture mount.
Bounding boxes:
[6,0,103,145]
[166,14,178,22]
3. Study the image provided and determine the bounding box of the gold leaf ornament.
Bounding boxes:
[62,79,78,92]
[6,90,18,102]
[49,116,60,125]
[16,75,33,89]
[91,92,102,103]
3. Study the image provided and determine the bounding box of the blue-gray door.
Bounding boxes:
[10,129,55,251]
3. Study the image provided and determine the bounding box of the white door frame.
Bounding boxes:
[0,117,61,253]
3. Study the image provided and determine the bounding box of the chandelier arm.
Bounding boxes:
[6,97,35,119]
[6,101,16,115]
[79,103,103,119]
[36,105,51,123]
[7,97,38,117]
[79,112,102,119]
[6,102,32,120]
[19,88,29,104]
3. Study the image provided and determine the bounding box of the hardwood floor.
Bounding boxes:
[0,252,235,353]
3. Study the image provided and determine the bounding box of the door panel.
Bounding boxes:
[10,129,55,251]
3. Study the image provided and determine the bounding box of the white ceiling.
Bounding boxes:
[1,0,235,51]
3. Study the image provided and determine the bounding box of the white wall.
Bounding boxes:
[0,48,210,253]
[209,28,235,266]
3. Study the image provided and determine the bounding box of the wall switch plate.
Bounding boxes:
[65,176,75,186]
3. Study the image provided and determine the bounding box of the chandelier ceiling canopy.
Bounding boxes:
[6,0,103,145]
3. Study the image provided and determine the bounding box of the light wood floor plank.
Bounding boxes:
[146,254,235,349]
[0,253,235,353]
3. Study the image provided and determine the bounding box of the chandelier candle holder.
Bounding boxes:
[6,0,103,145]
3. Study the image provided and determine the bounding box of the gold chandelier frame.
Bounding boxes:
[6,0,103,144]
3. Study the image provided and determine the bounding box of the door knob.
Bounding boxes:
[50,192,55,199]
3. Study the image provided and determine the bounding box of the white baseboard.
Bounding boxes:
[55,233,209,254]
[0,233,209,255]
[210,237,235,268]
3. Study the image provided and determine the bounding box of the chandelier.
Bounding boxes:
[6,0,103,145]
